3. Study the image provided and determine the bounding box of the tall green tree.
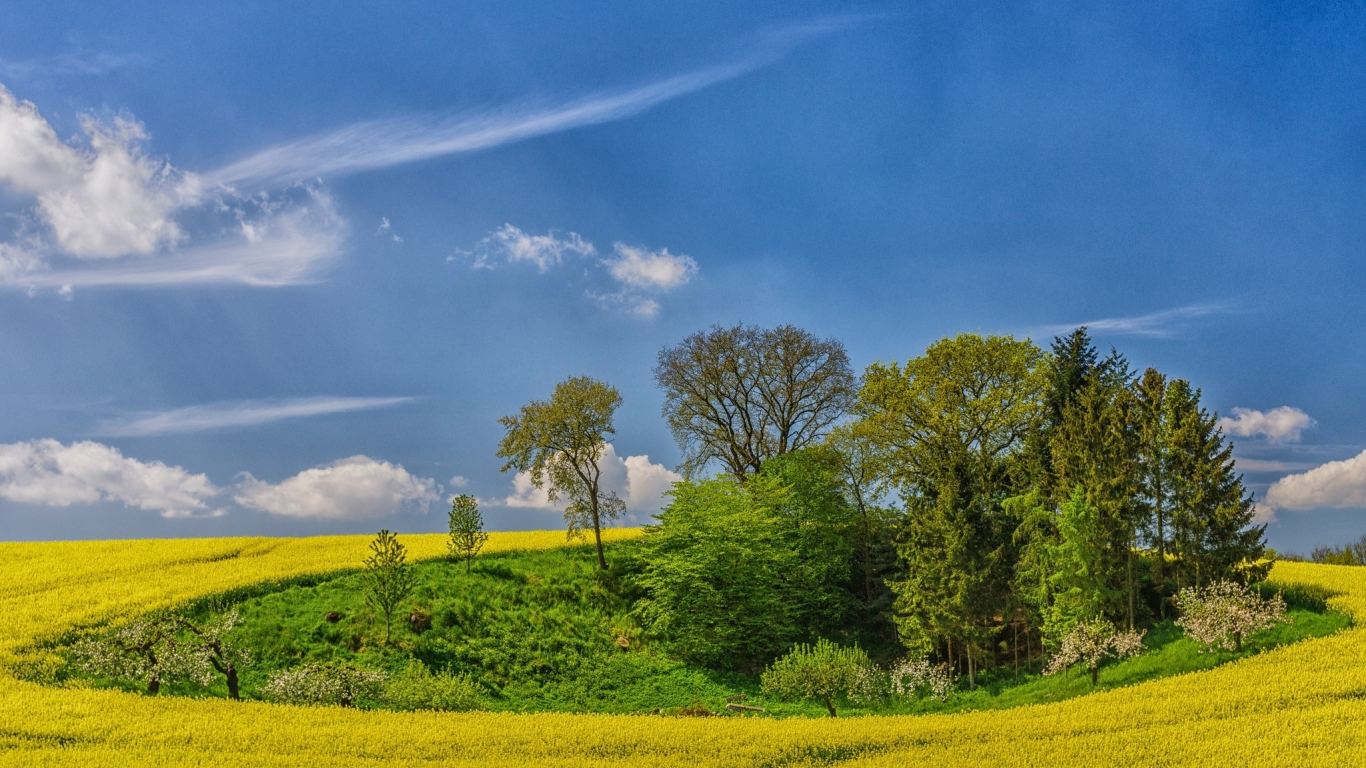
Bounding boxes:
[856,333,1046,687]
[631,475,805,669]
[362,529,414,645]
[447,494,489,573]
[654,324,855,478]
[1049,366,1143,628]
[1163,380,1267,588]
[496,376,625,570]
[632,449,859,669]
[1133,367,1173,614]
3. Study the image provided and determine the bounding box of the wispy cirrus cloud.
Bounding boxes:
[206,18,857,188]
[0,18,854,293]
[1038,303,1230,338]
[0,50,144,81]
[95,396,414,437]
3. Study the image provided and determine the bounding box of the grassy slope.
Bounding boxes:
[76,542,1351,717]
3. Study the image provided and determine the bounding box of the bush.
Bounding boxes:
[384,659,483,711]
[760,639,871,717]
[260,664,387,707]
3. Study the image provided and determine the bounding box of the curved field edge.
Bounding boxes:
[0,538,1362,767]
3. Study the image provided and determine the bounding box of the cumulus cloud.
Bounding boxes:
[463,224,595,272]
[234,455,438,520]
[497,444,680,516]
[1219,407,1314,444]
[1263,449,1366,515]
[460,226,698,318]
[0,85,201,258]
[0,438,220,518]
[0,83,347,291]
[95,396,414,437]
[604,244,697,290]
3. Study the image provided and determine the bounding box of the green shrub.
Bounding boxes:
[760,639,871,717]
[385,659,483,711]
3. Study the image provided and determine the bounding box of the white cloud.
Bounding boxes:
[604,244,697,290]
[0,438,220,518]
[1219,407,1314,444]
[95,396,414,437]
[0,50,143,81]
[1263,449,1366,514]
[496,444,679,515]
[235,455,438,520]
[0,85,201,258]
[449,475,469,488]
[0,185,347,289]
[465,224,595,272]
[203,19,854,189]
[1039,304,1229,339]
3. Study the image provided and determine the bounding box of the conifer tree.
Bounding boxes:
[1163,381,1267,588]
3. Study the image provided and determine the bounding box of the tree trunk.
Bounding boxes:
[1156,477,1166,619]
[466,555,471,574]
[591,500,606,571]
[1127,540,1136,631]
[1090,663,1098,686]
[968,648,976,690]
[226,666,240,701]
[1013,620,1019,680]
[1234,631,1242,653]
[822,694,837,717]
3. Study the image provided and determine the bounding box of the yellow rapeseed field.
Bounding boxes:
[1,531,1363,767]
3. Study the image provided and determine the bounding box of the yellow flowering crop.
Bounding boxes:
[1,533,1363,767]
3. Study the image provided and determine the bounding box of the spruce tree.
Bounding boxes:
[1133,368,1172,614]
[1163,381,1267,588]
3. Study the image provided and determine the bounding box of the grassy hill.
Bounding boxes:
[71,541,1350,717]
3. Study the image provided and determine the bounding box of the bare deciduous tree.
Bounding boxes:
[654,324,855,478]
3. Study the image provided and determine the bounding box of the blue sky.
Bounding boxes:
[0,1,1363,553]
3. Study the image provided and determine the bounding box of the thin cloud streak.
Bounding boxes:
[1037,303,1230,338]
[0,188,347,290]
[95,396,415,437]
[207,19,856,188]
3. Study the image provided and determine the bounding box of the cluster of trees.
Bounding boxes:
[499,323,1269,687]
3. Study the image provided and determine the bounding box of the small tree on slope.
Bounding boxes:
[761,639,871,717]
[1176,580,1288,653]
[1044,618,1146,686]
[362,529,414,645]
[447,494,489,573]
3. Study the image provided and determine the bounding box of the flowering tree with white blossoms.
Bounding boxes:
[260,664,388,707]
[74,610,250,697]
[74,616,203,695]
[888,658,956,702]
[1176,580,1288,653]
[1044,618,1146,686]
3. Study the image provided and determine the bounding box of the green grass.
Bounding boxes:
[63,544,1353,717]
